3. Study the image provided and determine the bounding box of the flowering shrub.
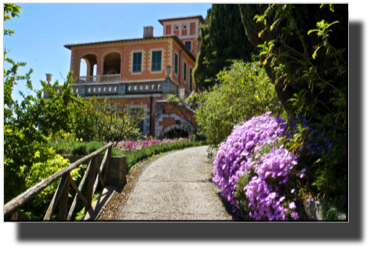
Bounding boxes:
[213,112,307,220]
[114,137,190,152]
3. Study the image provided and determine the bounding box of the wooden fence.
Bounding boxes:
[4,142,114,221]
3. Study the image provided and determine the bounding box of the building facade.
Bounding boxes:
[46,15,203,137]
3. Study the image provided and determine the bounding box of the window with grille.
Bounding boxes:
[133,52,142,73]
[151,50,162,72]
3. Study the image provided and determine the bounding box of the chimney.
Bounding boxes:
[143,26,153,38]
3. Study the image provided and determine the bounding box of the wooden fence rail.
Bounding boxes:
[4,142,114,221]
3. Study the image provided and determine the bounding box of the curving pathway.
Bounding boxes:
[118,146,233,220]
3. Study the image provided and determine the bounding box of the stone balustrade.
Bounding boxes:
[43,77,179,99]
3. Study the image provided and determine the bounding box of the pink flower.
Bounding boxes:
[288,202,296,209]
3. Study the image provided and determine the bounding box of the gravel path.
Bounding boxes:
[118,146,233,220]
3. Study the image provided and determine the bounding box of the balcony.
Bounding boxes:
[44,78,179,99]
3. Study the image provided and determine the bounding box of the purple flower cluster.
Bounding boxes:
[213,112,304,221]
[114,137,190,152]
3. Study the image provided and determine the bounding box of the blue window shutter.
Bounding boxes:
[138,53,141,71]
[152,52,156,71]
[157,51,161,70]
[133,52,142,72]
[152,51,161,72]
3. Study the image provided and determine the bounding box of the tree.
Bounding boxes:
[239,4,347,133]
[194,60,283,148]
[4,4,78,202]
[73,98,146,143]
[193,4,256,90]
[238,4,348,212]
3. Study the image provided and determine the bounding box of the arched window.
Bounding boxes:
[78,54,97,83]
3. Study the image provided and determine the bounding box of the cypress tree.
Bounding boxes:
[193,4,256,90]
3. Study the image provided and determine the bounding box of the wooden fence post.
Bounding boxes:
[85,157,97,209]
[103,145,113,186]
[58,173,70,220]
[67,159,92,220]
[43,174,69,221]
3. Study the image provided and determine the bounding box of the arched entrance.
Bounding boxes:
[164,128,189,139]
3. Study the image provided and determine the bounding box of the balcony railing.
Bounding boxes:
[101,74,120,82]
[42,78,178,100]
[78,74,121,84]
[79,75,97,83]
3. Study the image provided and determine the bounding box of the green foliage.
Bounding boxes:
[189,134,197,142]
[320,195,347,220]
[87,140,104,154]
[311,140,347,200]
[234,174,252,218]
[75,207,86,221]
[193,4,256,90]
[4,4,21,36]
[20,154,83,220]
[86,140,123,156]
[4,4,82,204]
[75,192,100,221]
[239,4,347,125]
[110,146,124,156]
[47,131,77,155]
[71,142,88,156]
[239,4,347,213]
[47,137,124,157]
[123,140,207,172]
[73,97,146,143]
[195,60,284,148]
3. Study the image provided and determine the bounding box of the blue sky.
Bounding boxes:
[4,3,211,103]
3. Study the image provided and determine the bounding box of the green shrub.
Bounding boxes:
[320,195,347,220]
[195,60,284,148]
[123,141,207,172]
[87,141,103,153]
[20,153,82,220]
[71,142,88,156]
